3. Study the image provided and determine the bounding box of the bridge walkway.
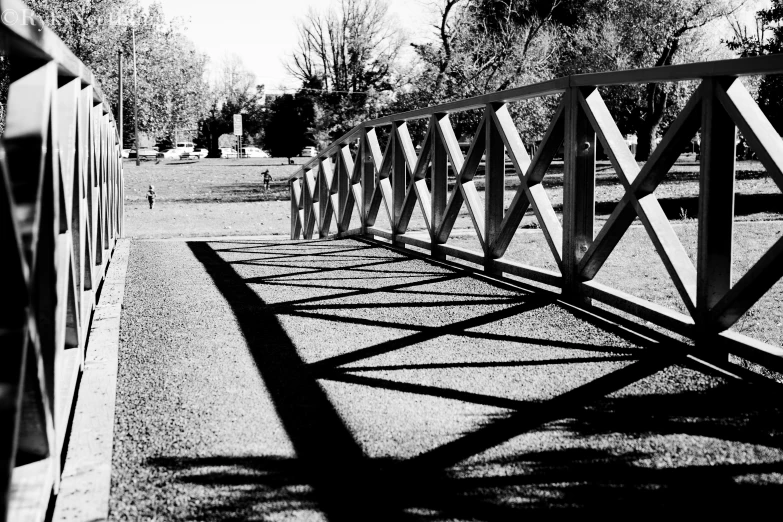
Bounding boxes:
[109,238,783,520]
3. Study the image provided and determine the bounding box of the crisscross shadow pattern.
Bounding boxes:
[150,238,782,520]
[290,55,783,376]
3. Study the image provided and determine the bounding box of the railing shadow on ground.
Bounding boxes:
[173,239,783,521]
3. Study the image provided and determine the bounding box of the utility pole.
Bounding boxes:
[132,26,140,167]
[118,50,123,149]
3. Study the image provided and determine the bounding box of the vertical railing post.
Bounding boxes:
[303,167,316,240]
[697,77,736,358]
[290,179,295,239]
[562,86,596,299]
[392,121,406,247]
[290,178,301,239]
[318,157,333,238]
[361,128,375,234]
[431,114,448,259]
[484,103,505,275]
[337,145,350,233]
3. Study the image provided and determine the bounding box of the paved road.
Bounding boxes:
[111,238,783,521]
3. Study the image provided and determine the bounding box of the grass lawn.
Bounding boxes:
[123,157,304,238]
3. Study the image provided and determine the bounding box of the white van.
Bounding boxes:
[174,142,195,154]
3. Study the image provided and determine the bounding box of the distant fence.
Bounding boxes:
[289,55,783,375]
[0,0,124,520]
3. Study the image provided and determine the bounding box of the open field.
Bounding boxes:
[123,157,303,238]
[123,155,782,238]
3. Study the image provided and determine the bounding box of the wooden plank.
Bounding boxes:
[716,78,783,193]
[290,180,302,239]
[8,458,53,522]
[579,88,638,188]
[491,101,564,258]
[581,280,695,336]
[394,121,433,235]
[393,233,432,250]
[0,327,26,522]
[54,347,80,456]
[697,77,736,327]
[578,88,702,279]
[360,129,375,227]
[562,87,595,294]
[366,226,392,240]
[490,102,532,181]
[338,144,352,227]
[431,115,448,244]
[52,239,130,522]
[438,243,486,266]
[711,235,783,330]
[484,104,506,261]
[392,123,407,235]
[495,258,562,287]
[435,115,486,244]
[571,53,783,87]
[716,330,783,375]
[633,194,698,314]
[303,168,317,239]
[578,195,636,280]
[364,77,568,127]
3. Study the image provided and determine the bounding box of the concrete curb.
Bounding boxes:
[52,239,131,522]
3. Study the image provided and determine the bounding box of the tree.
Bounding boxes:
[21,0,210,144]
[398,0,574,143]
[264,94,315,162]
[563,0,741,159]
[288,0,405,92]
[727,0,783,133]
[198,55,265,156]
[286,0,407,145]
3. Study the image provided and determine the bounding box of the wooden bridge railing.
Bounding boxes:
[289,54,783,375]
[1,0,125,519]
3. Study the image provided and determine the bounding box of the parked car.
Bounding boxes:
[192,147,209,159]
[300,146,317,157]
[218,147,238,158]
[160,148,180,159]
[121,148,131,158]
[128,148,159,160]
[241,147,268,158]
[173,141,195,157]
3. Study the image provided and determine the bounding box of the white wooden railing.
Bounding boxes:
[1,0,125,519]
[290,55,783,376]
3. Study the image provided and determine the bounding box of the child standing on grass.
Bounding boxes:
[147,185,156,209]
[263,169,272,192]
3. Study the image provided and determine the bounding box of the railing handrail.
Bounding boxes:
[290,53,783,181]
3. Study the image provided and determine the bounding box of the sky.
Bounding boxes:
[144,0,436,94]
[143,0,767,94]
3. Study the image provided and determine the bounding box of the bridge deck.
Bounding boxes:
[110,238,783,520]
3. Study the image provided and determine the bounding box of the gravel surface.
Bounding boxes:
[111,238,783,520]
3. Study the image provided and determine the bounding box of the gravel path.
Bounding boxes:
[111,238,783,521]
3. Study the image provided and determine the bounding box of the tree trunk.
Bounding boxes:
[635,82,668,161]
[635,120,658,161]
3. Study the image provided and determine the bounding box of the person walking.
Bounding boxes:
[146,185,156,209]
[263,169,272,192]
